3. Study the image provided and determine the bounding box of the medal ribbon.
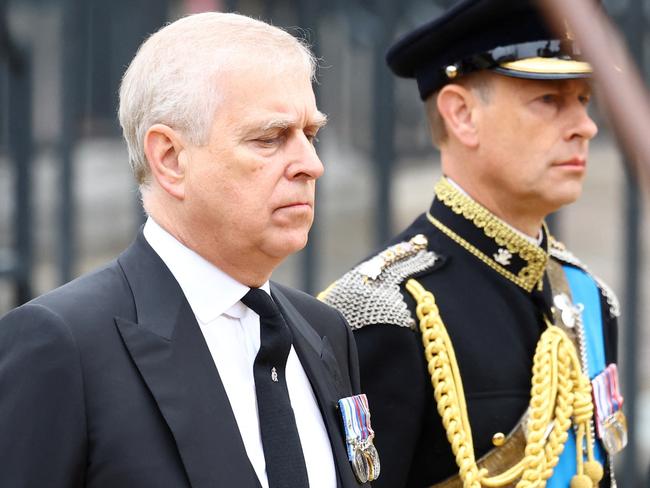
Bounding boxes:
[338,394,373,460]
[592,363,624,437]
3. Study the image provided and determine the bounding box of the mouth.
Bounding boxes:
[275,201,312,212]
[554,157,586,168]
[278,200,311,207]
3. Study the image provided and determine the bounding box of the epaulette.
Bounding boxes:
[549,237,621,318]
[318,234,438,330]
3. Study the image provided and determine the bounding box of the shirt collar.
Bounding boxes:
[143,218,270,324]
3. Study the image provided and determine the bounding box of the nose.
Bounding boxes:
[567,103,598,142]
[286,132,325,180]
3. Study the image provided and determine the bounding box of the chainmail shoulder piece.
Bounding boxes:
[319,234,438,330]
[549,237,621,318]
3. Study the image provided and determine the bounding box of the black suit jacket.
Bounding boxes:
[0,232,367,488]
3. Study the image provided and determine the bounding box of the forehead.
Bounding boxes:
[211,61,322,131]
[225,47,312,94]
[490,74,592,95]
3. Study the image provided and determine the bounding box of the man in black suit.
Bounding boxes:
[0,12,374,488]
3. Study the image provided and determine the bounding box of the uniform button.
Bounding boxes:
[492,432,505,447]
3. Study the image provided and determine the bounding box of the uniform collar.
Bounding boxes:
[427,177,549,293]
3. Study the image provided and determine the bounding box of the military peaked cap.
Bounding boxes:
[387,0,592,100]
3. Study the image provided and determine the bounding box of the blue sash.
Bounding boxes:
[547,265,606,487]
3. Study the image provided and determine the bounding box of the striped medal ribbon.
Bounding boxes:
[591,363,628,455]
[338,394,380,483]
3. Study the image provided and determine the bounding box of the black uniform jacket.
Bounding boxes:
[0,231,368,488]
[324,181,618,488]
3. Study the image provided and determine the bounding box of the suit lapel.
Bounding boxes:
[272,285,365,488]
[115,233,260,488]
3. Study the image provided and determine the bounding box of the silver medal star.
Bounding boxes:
[553,293,583,328]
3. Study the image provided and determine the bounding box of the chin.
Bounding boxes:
[556,174,585,200]
[265,232,310,260]
[546,189,583,213]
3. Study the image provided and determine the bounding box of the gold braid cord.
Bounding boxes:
[405,279,603,488]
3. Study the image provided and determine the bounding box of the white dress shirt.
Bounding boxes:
[143,218,337,488]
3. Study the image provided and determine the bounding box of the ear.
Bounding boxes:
[144,124,188,200]
[437,84,480,148]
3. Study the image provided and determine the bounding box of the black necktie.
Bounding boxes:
[241,288,310,488]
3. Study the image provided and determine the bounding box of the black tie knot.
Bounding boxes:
[241,288,279,318]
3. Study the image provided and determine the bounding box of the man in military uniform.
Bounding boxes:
[320,0,627,486]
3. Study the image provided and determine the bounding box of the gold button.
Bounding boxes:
[492,432,506,447]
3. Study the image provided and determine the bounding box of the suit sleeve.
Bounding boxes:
[0,303,87,487]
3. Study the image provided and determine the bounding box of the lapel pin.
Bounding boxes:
[271,367,278,382]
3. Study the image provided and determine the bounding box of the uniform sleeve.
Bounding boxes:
[0,303,87,487]
[353,323,432,488]
[339,311,362,394]
[599,293,618,364]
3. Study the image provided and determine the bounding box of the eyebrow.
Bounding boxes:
[260,111,328,132]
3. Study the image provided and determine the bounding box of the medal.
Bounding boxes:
[364,443,380,480]
[352,448,369,483]
[338,394,381,482]
[591,363,628,455]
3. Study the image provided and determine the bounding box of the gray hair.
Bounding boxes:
[118,12,317,186]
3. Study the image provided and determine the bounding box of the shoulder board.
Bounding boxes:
[318,234,438,330]
[548,237,620,318]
